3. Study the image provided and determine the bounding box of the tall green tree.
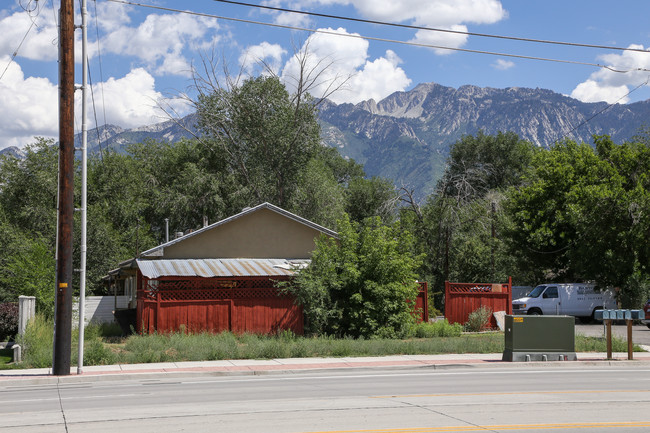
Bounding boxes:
[439,130,536,200]
[0,232,55,317]
[196,75,321,208]
[0,138,58,236]
[506,136,650,305]
[402,131,535,307]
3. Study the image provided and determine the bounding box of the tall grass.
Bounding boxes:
[6,316,644,369]
[16,314,53,368]
[14,315,120,368]
[114,331,505,364]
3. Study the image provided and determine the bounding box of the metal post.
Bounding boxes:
[53,0,75,376]
[77,0,88,375]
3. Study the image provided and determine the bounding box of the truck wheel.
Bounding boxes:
[528,308,542,315]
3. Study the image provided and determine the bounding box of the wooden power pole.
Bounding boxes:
[53,0,75,376]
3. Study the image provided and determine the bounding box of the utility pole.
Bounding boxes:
[53,0,75,376]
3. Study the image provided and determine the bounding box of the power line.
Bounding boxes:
[562,75,650,142]
[214,0,650,55]
[106,0,650,74]
[87,57,105,159]
[0,16,37,82]
[92,0,108,158]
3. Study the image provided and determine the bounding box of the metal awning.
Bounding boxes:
[135,258,309,279]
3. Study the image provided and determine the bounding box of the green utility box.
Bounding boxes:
[502,315,576,362]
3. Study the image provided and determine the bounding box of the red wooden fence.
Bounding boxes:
[136,275,429,334]
[444,277,512,328]
[136,275,303,335]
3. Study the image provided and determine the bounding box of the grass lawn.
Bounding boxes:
[0,348,13,365]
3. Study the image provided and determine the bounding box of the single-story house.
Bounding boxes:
[105,202,337,334]
[105,202,428,335]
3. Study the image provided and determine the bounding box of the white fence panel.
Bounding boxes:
[73,296,129,326]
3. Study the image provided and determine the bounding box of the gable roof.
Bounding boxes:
[140,202,337,258]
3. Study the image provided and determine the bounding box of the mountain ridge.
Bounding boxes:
[4,82,648,197]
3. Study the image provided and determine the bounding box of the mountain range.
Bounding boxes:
[4,82,649,197]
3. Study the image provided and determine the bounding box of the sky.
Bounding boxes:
[1,0,650,150]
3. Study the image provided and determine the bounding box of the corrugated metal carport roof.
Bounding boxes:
[136,258,309,279]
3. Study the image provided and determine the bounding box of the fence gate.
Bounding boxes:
[444,277,512,328]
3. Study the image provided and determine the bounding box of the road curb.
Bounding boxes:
[2,355,650,387]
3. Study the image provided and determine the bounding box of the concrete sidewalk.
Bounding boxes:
[2,351,650,385]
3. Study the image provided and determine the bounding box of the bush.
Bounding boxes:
[464,306,493,332]
[0,303,19,341]
[412,320,463,338]
[16,314,53,368]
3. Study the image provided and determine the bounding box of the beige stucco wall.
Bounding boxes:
[160,208,328,259]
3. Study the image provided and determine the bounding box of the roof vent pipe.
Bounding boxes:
[203,215,208,227]
[165,218,169,243]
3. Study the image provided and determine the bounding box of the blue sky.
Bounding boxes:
[1,0,650,149]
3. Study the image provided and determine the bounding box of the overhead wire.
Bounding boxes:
[106,0,650,74]
[91,0,108,159]
[0,9,39,82]
[87,58,105,160]
[561,75,650,142]
[214,0,650,55]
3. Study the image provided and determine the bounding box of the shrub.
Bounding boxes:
[464,306,493,332]
[16,314,53,368]
[97,322,125,338]
[412,320,463,338]
[0,303,19,341]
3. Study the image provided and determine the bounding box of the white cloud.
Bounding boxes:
[0,8,59,62]
[346,50,411,103]
[299,0,506,51]
[101,13,220,77]
[89,68,190,128]
[95,2,132,32]
[347,0,505,25]
[0,60,189,149]
[0,56,58,148]
[239,42,287,75]
[571,44,650,104]
[262,0,506,52]
[260,0,314,27]
[570,80,630,104]
[493,59,515,70]
[411,25,470,55]
[281,28,411,104]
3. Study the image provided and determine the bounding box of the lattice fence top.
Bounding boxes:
[138,276,292,301]
[446,283,511,294]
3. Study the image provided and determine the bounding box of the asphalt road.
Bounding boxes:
[575,323,650,346]
[1,365,649,433]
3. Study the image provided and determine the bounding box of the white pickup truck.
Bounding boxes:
[512,283,616,320]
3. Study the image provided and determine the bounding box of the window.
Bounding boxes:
[544,287,558,299]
